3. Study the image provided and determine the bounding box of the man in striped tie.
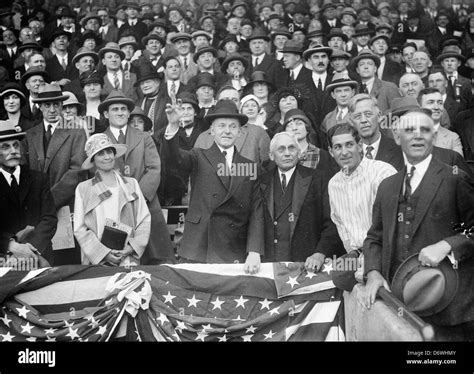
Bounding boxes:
[327,123,396,292]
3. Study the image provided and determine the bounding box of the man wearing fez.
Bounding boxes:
[360,104,474,341]
[100,90,175,264]
[162,99,264,273]
[98,42,138,102]
[260,131,344,267]
[0,120,57,265]
[23,83,87,265]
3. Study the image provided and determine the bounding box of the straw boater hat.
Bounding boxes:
[391,253,458,317]
[205,99,248,126]
[32,83,69,103]
[98,90,135,114]
[0,120,25,142]
[82,133,127,170]
[326,77,358,93]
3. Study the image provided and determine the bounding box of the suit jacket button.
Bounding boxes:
[274,221,277,226]
[274,239,278,243]
[213,193,217,198]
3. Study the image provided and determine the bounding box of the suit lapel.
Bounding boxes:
[235,126,248,153]
[411,159,443,237]
[203,143,229,189]
[371,78,382,98]
[387,171,405,252]
[18,166,33,207]
[29,125,45,170]
[290,166,311,241]
[261,166,275,220]
[44,129,69,172]
[124,126,140,160]
[0,171,18,205]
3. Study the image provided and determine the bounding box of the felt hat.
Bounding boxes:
[205,99,248,126]
[280,40,304,55]
[0,120,25,141]
[193,45,218,63]
[129,106,153,132]
[79,69,104,87]
[72,46,99,65]
[32,83,69,103]
[350,50,381,69]
[98,90,135,114]
[221,52,249,72]
[303,44,333,60]
[20,66,50,86]
[98,42,125,60]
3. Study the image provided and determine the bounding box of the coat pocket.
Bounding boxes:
[185,212,201,224]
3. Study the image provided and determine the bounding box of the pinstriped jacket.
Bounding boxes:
[73,170,150,265]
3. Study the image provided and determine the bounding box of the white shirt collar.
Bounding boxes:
[362,132,381,158]
[44,120,59,134]
[291,63,303,79]
[216,144,235,166]
[403,153,432,178]
[252,54,264,65]
[167,79,180,91]
[279,166,296,184]
[110,125,127,141]
[0,166,20,186]
[364,76,375,93]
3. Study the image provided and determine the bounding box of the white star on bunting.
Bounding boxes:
[64,320,74,328]
[210,297,225,310]
[44,328,57,335]
[187,294,201,308]
[88,316,99,329]
[305,271,317,279]
[45,336,56,342]
[156,313,169,325]
[66,327,80,340]
[1,332,15,342]
[232,315,245,322]
[21,322,34,334]
[217,334,228,342]
[286,276,299,288]
[163,291,176,304]
[269,306,280,316]
[323,262,333,275]
[97,325,107,336]
[16,305,30,319]
[281,262,292,267]
[263,330,276,340]
[26,337,37,342]
[234,295,249,309]
[195,330,209,342]
[202,324,213,331]
[241,334,253,342]
[259,299,272,310]
[175,321,188,332]
[0,313,12,327]
[245,325,257,333]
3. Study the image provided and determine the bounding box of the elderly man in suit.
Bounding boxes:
[22,83,87,265]
[99,42,138,102]
[418,87,463,156]
[162,99,264,273]
[260,131,344,268]
[360,106,474,341]
[100,90,175,265]
[321,76,357,134]
[194,87,270,166]
[0,120,57,265]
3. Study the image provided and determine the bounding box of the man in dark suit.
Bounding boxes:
[186,46,228,93]
[100,90,175,264]
[0,120,57,264]
[162,99,264,273]
[360,107,474,341]
[22,83,87,265]
[454,107,474,162]
[118,3,148,42]
[247,28,285,91]
[45,28,78,83]
[97,7,119,43]
[321,3,343,35]
[369,34,403,85]
[261,131,343,268]
[437,51,472,110]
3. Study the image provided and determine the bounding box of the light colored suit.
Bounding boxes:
[370,77,401,115]
[321,107,351,133]
[178,54,199,85]
[102,70,138,103]
[193,124,270,166]
[435,125,464,157]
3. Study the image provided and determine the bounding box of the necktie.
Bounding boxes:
[113,72,120,89]
[170,81,176,98]
[124,61,129,72]
[365,145,374,159]
[337,109,343,122]
[61,57,67,70]
[404,165,416,200]
[183,56,188,70]
[361,83,368,94]
[32,104,39,117]
[449,75,455,87]
[281,173,287,193]
[44,125,52,154]
[8,48,13,58]
[10,172,19,198]
[118,129,126,144]
[290,70,295,82]
[317,78,322,90]
[253,57,258,67]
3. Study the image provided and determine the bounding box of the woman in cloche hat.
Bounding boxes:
[73,133,151,267]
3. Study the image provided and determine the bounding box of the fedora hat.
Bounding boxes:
[177,91,200,113]
[98,90,135,114]
[326,77,358,93]
[281,40,304,55]
[98,42,125,60]
[375,22,394,33]
[322,2,337,12]
[306,29,325,40]
[247,28,270,42]
[80,69,104,88]
[328,28,348,42]
[134,60,163,86]
[205,99,248,126]
[218,34,239,50]
[303,44,333,60]
[72,46,99,65]
[118,35,139,50]
[78,30,102,47]
[369,34,390,46]
[17,41,43,54]
[193,45,218,63]
[62,91,84,112]
[150,18,170,33]
[166,4,185,18]
[329,48,351,60]
[283,108,310,127]
[0,120,25,142]
[80,12,101,27]
[353,24,374,37]
[121,1,141,10]
[341,7,357,18]
[32,83,69,103]
[20,66,50,86]
[49,27,72,44]
[221,52,249,73]
[351,50,381,69]
[389,96,432,117]
[191,30,212,41]
[129,106,153,132]
[231,1,248,12]
[194,72,216,90]
[391,253,458,317]
[271,27,292,40]
[436,51,466,64]
[247,71,274,89]
[0,83,26,105]
[170,32,192,44]
[142,32,166,47]
[82,133,128,170]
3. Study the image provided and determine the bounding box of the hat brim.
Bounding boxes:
[142,35,166,46]
[98,48,126,60]
[0,88,26,101]
[81,15,101,26]
[303,47,333,60]
[390,106,432,117]
[82,143,128,170]
[221,57,249,73]
[18,44,43,53]
[436,53,466,63]
[119,41,139,50]
[72,51,99,65]
[20,70,50,85]
[134,72,164,87]
[351,54,381,69]
[391,253,458,317]
[205,113,248,126]
[98,97,135,114]
[326,81,358,92]
[193,48,218,63]
[32,94,69,103]
[0,131,26,142]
